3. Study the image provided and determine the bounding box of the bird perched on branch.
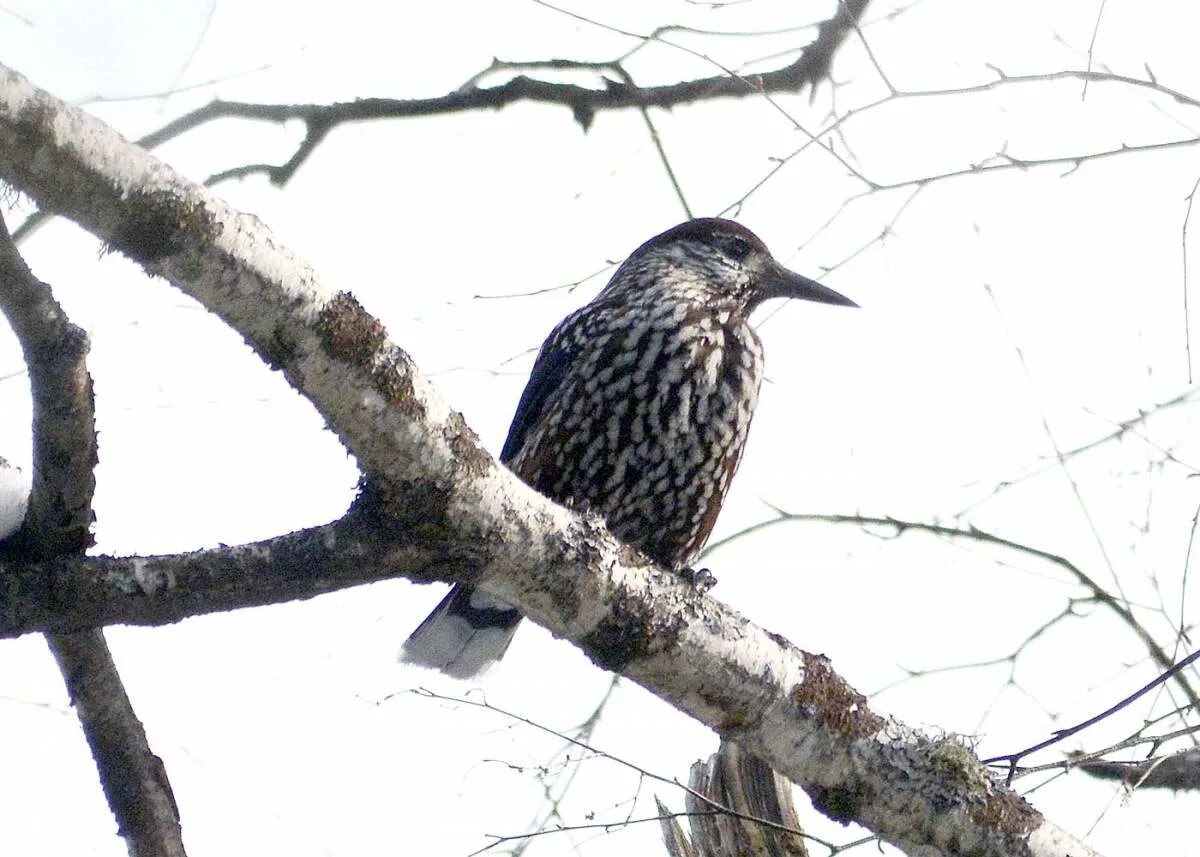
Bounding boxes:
[400,217,857,678]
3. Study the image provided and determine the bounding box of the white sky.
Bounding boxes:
[2,1,1200,855]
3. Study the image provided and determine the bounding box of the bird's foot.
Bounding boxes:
[679,566,717,593]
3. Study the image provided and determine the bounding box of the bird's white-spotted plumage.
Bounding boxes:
[512,283,764,567]
[400,218,854,678]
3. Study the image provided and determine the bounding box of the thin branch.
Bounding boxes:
[704,510,1200,712]
[607,63,693,219]
[982,283,1131,607]
[533,0,868,184]
[0,500,461,638]
[47,630,184,856]
[984,649,1200,785]
[510,675,623,857]
[1081,0,1109,100]
[399,689,819,854]
[844,0,895,96]
[1076,748,1200,791]
[873,601,1082,705]
[476,809,725,854]
[726,67,1200,219]
[999,720,1200,784]
[956,384,1200,514]
[1182,175,1200,382]
[76,63,273,107]
[127,0,869,186]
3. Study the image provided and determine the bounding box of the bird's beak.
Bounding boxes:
[762,262,858,308]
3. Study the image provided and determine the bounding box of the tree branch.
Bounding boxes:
[0,214,185,856]
[0,219,94,557]
[0,62,1102,857]
[1077,747,1200,791]
[47,630,184,857]
[705,510,1200,712]
[133,0,869,184]
[0,500,454,636]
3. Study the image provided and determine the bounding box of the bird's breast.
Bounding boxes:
[514,305,765,568]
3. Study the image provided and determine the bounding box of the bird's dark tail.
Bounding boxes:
[398,584,523,679]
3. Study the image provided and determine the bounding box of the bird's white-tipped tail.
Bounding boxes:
[399,584,523,679]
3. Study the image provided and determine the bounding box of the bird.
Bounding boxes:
[400,217,856,678]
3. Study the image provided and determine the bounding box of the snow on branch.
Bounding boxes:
[0,63,1102,857]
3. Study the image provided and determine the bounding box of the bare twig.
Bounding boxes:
[940,715,1200,785]
[956,385,1200,515]
[982,283,1131,604]
[510,675,623,857]
[844,0,895,96]
[984,649,1200,785]
[726,67,1200,220]
[1076,746,1200,791]
[120,0,870,187]
[873,601,1083,710]
[534,0,867,183]
[606,63,693,218]
[703,511,1200,712]
[394,689,831,856]
[1181,175,1200,382]
[1081,0,1109,100]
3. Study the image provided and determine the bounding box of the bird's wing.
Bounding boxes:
[499,310,586,468]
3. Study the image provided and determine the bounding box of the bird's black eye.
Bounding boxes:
[715,233,754,262]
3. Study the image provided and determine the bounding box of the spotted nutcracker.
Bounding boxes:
[400,218,857,677]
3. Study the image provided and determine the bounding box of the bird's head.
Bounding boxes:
[602,217,857,314]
